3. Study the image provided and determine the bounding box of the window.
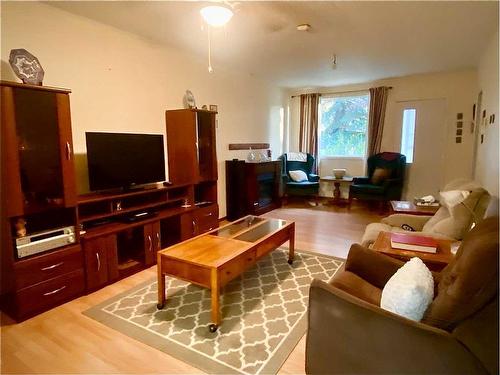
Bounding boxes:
[400,108,416,163]
[318,93,369,158]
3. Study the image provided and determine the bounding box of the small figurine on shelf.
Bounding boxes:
[15,218,27,237]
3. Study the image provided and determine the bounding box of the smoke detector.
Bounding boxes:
[296,23,311,32]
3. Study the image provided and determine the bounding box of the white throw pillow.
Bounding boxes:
[289,170,308,182]
[380,257,434,321]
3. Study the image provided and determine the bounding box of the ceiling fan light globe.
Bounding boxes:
[200,5,233,27]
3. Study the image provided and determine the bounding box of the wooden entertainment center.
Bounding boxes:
[0,81,219,320]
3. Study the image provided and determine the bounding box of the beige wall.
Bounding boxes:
[474,31,499,198]
[287,70,478,199]
[1,2,285,217]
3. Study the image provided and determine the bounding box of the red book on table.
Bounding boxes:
[390,233,438,253]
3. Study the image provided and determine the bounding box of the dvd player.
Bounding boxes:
[120,211,157,223]
[16,226,76,259]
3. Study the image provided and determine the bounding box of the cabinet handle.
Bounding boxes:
[41,262,63,271]
[204,212,213,217]
[65,142,72,160]
[156,232,160,250]
[43,285,67,296]
[147,235,152,252]
[192,220,197,235]
[96,252,101,271]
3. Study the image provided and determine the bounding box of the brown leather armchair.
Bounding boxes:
[306,216,499,374]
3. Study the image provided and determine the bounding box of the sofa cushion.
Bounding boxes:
[330,270,382,305]
[422,216,499,330]
[289,169,308,182]
[381,257,434,321]
[371,167,391,185]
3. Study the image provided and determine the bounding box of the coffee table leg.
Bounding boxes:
[288,224,295,265]
[209,268,221,332]
[157,257,166,309]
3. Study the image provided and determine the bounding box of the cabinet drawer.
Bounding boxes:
[14,244,83,290]
[15,269,85,319]
[195,204,219,233]
[220,249,256,286]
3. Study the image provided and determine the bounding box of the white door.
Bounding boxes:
[395,99,447,200]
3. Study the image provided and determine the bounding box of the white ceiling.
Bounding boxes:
[49,1,499,89]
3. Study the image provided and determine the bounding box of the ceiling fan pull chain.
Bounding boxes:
[208,25,213,73]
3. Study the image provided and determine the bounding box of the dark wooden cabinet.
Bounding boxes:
[13,244,83,290]
[1,82,76,217]
[226,160,282,221]
[166,109,217,184]
[165,108,219,236]
[194,203,219,234]
[179,204,219,238]
[83,235,118,291]
[1,81,81,321]
[7,244,85,320]
[144,221,161,266]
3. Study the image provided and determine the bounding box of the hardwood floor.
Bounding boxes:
[1,202,383,374]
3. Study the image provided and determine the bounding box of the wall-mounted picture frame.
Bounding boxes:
[209,104,218,112]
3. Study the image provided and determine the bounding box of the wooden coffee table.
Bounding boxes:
[156,216,295,332]
[372,231,454,271]
[390,200,440,216]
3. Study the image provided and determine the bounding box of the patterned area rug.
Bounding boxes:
[84,249,343,374]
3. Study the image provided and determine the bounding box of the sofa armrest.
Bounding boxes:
[381,213,431,231]
[281,173,290,183]
[344,244,404,289]
[352,176,370,184]
[306,280,488,375]
[308,174,319,182]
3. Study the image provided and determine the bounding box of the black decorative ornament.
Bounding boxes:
[9,48,45,85]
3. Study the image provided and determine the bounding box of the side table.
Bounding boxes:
[372,231,455,271]
[390,200,440,216]
[320,176,353,206]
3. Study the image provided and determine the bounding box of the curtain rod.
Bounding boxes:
[290,86,393,98]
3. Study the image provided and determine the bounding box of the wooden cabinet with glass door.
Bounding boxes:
[165,109,218,185]
[1,81,76,216]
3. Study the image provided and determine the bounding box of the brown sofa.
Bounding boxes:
[306,216,499,374]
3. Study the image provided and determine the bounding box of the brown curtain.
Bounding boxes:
[299,93,320,172]
[367,86,390,156]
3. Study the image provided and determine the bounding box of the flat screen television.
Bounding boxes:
[86,132,166,191]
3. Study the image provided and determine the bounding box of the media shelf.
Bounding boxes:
[77,184,192,227]
[77,184,199,291]
[81,205,195,240]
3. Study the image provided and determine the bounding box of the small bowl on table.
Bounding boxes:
[333,168,346,179]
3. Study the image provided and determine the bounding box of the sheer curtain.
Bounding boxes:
[367,86,390,156]
[299,93,320,172]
